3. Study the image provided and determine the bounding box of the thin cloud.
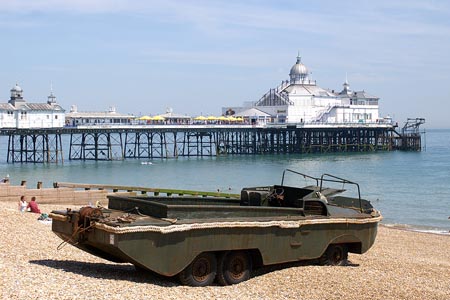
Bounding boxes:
[1,0,449,56]
[138,49,277,68]
[2,0,450,38]
[0,0,129,13]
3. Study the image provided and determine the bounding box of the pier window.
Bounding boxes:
[353,113,372,121]
[20,112,27,120]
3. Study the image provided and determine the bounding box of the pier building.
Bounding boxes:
[156,109,191,125]
[135,108,192,125]
[0,84,65,128]
[223,55,381,125]
[65,105,135,126]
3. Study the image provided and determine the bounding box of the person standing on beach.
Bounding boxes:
[26,197,41,214]
[18,195,27,212]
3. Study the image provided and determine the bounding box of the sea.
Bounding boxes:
[0,128,449,235]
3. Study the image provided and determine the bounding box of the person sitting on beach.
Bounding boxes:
[26,197,41,214]
[18,195,27,212]
[1,174,9,183]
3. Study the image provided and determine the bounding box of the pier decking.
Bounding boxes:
[0,121,424,163]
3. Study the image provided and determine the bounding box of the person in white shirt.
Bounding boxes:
[18,195,27,212]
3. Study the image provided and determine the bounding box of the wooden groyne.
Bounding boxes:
[0,181,239,206]
[53,182,240,199]
[0,182,111,205]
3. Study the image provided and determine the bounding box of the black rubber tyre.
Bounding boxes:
[216,251,252,286]
[134,264,148,273]
[179,252,217,287]
[319,244,348,266]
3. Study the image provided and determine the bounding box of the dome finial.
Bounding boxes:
[48,81,57,104]
[342,73,351,94]
[11,82,23,93]
[296,50,301,63]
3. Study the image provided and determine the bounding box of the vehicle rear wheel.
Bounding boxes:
[134,264,148,273]
[216,251,252,286]
[179,252,217,286]
[319,244,348,266]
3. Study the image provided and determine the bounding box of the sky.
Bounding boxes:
[1,0,450,128]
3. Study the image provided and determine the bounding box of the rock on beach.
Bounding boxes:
[1,201,449,300]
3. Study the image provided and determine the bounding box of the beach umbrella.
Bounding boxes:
[138,115,152,120]
[194,116,207,121]
[218,116,228,121]
[152,115,165,121]
[235,117,244,122]
[206,116,218,120]
[227,116,237,122]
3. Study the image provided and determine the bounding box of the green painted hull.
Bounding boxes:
[52,208,379,276]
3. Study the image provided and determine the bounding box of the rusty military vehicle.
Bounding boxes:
[50,170,381,286]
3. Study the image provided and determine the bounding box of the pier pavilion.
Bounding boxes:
[65,105,135,126]
[0,84,65,128]
[223,55,380,125]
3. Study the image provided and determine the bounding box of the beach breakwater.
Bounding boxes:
[0,181,111,205]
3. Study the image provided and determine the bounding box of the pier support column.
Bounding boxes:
[69,132,123,160]
[7,131,63,163]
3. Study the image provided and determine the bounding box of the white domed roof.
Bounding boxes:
[289,56,309,77]
[289,55,310,84]
[11,83,23,92]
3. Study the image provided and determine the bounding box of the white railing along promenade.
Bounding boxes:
[73,124,263,130]
[71,121,395,130]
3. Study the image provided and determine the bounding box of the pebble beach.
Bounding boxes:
[1,201,449,300]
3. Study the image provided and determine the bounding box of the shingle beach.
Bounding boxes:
[1,201,449,300]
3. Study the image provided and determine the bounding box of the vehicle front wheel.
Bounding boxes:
[216,251,252,285]
[319,244,348,266]
[179,252,217,287]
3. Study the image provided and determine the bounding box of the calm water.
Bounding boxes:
[0,129,449,234]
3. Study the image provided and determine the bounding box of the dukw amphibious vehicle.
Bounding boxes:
[50,170,381,286]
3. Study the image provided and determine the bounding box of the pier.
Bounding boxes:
[0,121,424,163]
[0,57,425,164]
[393,118,426,151]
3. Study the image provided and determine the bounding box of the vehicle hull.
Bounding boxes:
[52,214,379,276]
